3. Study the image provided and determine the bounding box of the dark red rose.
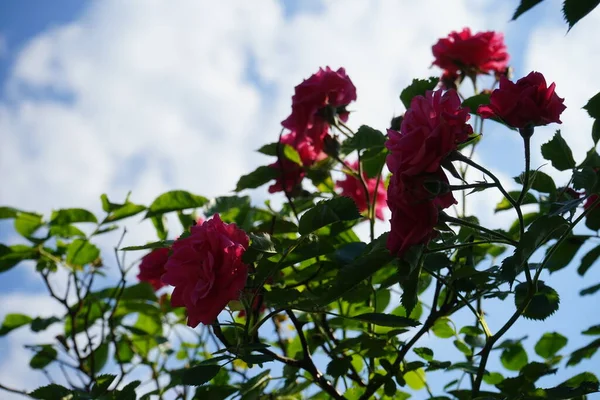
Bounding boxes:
[267,132,324,193]
[386,175,439,256]
[386,171,456,256]
[282,67,357,145]
[137,247,170,291]
[585,194,599,211]
[161,214,249,327]
[478,71,566,129]
[386,89,472,176]
[432,28,509,75]
[439,70,460,90]
[335,160,388,220]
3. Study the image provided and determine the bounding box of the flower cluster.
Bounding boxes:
[432,27,509,87]
[269,67,357,193]
[386,89,472,255]
[335,160,387,220]
[137,215,249,327]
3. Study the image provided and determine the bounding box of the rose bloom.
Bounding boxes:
[268,132,324,193]
[335,160,388,220]
[386,175,439,256]
[478,71,566,129]
[386,89,472,176]
[432,28,509,75]
[282,67,357,145]
[161,214,249,327]
[585,194,599,211]
[386,171,456,256]
[137,247,170,291]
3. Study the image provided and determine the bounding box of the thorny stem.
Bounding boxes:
[441,214,518,246]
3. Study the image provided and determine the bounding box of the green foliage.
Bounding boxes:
[541,131,576,171]
[512,0,545,20]
[145,190,208,218]
[563,0,600,30]
[400,77,439,109]
[514,281,560,320]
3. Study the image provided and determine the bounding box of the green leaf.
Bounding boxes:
[66,239,100,267]
[413,347,434,361]
[514,170,556,193]
[30,384,71,400]
[567,338,600,366]
[120,240,173,251]
[326,358,352,378]
[256,142,278,156]
[181,364,222,386]
[593,119,600,145]
[501,343,528,371]
[454,339,472,356]
[545,371,600,397]
[512,0,546,19]
[290,234,393,309]
[30,345,57,369]
[514,281,560,321]
[573,167,598,192]
[352,313,420,328]
[146,190,208,218]
[341,125,386,153]
[105,203,146,223]
[298,197,361,235]
[563,0,600,30]
[15,212,43,238]
[0,206,20,219]
[580,282,600,296]
[541,131,576,171]
[91,374,117,397]
[545,235,586,272]
[535,332,568,359]
[0,244,38,273]
[235,166,279,192]
[84,342,109,374]
[283,144,302,166]
[0,313,32,335]
[582,325,600,337]
[193,385,238,399]
[432,317,455,339]
[30,317,61,333]
[49,224,85,238]
[461,93,490,114]
[361,147,388,178]
[400,77,438,109]
[404,368,427,390]
[50,208,97,225]
[495,191,537,212]
[578,244,600,276]
[248,232,277,254]
[483,372,505,385]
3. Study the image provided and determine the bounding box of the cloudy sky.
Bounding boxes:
[1,0,600,398]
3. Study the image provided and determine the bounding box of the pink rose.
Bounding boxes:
[386,89,472,176]
[432,28,509,75]
[478,72,566,129]
[137,247,170,291]
[161,214,249,327]
[282,67,357,145]
[335,160,388,220]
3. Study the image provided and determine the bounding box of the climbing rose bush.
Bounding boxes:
[2,15,600,400]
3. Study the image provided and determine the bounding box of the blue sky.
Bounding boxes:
[1,0,600,398]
